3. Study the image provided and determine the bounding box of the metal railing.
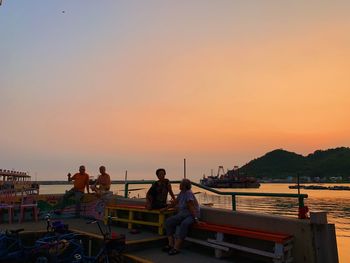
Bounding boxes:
[117,180,308,212]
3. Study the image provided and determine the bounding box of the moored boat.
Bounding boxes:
[0,169,39,196]
[200,166,260,188]
[289,184,350,190]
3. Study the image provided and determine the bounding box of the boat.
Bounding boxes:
[289,184,350,190]
[200,166,260,188]
[0,168,39,196]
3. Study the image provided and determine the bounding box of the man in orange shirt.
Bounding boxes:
[58,165,90,217]
[68,165,90,193]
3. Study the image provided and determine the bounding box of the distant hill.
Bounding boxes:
[239,147,350,178]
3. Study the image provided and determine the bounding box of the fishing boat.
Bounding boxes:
[200,166,260,188]
[0,169,39,196]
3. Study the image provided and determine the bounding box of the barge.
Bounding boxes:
[200,166,260,188]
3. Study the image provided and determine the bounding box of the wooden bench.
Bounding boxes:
[186,222,293,263]
[104,204,175,235]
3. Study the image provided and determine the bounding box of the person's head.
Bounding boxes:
[155,168,166,180]
[180,179,192,191]
[79,165,86,174]
[99,166,106,174]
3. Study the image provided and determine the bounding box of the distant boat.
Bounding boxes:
[0,169,39,196]
[288,185,328,190]
[200,166,260,189]
[289,185,350,190]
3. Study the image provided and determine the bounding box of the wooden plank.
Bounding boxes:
[107,207,159,214]
[185,237,230,251]
[107,204,145,209]
[215,232,224,258]
[106,205,174,214]
[111,217,160,227]
[158,212,165,235]
[208,239,278,259]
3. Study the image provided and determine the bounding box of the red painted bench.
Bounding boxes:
[186,222,293,263]
[104,204,175,235]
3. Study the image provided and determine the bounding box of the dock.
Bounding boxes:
[1,218,257,263]
[0,187,339,262]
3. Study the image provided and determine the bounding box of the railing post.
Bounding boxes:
[298,195,309,219]
[124,183,129,198]
[231,194,236,211]
[298,195,304,208]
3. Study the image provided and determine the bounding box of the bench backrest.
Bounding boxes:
[109,204,146,210]
[193,222,292,244]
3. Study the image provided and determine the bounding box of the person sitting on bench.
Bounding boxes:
[162,178,200,255]
[57,165,90,217]
[91,165,111,195]
[146,168,175,209]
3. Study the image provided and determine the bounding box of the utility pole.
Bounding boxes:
[297,173,300,195]
[183,158,186,179]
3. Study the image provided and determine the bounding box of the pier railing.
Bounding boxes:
[118,180,308,213]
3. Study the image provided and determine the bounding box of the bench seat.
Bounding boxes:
[186,222,293,263]
[105,204,175,235]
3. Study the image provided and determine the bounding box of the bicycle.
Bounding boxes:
[0,228,26,262]
[31,237,85,263]
[82,217,125,263]
[0,228,50,263]
[30,214,85,263]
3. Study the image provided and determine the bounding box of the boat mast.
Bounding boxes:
[217,166,225,178]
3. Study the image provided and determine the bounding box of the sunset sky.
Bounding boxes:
[1,1,349,181]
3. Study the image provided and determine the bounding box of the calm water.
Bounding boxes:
[40,183,349,263]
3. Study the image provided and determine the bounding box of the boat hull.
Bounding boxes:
[200,181,260,188]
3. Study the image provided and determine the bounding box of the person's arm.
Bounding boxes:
[145,183,155,209]
[86,175,90,193]
[108,174,111,188]
[94,175,100,187]
[160,196,178,211]
[168,182,176,201]
[146,184,152,199]
[187,200,199,222]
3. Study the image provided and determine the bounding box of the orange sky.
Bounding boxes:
[0,1,349,180]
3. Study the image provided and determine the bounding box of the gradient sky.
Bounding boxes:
[1,1,349,181]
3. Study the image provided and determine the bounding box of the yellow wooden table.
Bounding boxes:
[105,204,175,235]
